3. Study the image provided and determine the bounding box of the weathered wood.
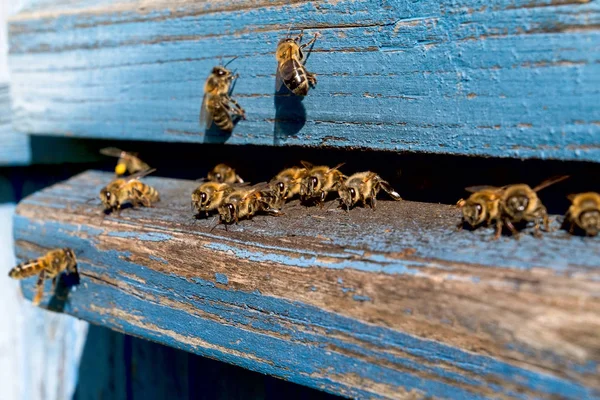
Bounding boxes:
[0,84,30,166]
[13,170,600,399]
[8,0,600,161]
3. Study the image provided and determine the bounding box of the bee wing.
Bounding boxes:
[362,172,377,183]
[464,185,503,193]
[275,67,285,92]
[100,147,126,158]
[328,162,345,172]
[533,175,569,192]
[235,174,245,184]
[125,168,157,183]
[300,160,314,170]
[199,93,213,130]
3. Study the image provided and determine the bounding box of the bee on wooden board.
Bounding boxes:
[8,248,78,306]
[191,182,237,217]
[564,192,600,236]
[217,187,283,226]
[207,163,244,184]
[337,172,402,211]
[276,30,319,96]
[100,147,150,177]
[269,165,309,207]
[99,169,160,213]
[457,188,503,239]
[300,161,345,207]
[200,59,246,132]
[461,176,568,239]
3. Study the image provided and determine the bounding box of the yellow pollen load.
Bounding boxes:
[115,163,127,176]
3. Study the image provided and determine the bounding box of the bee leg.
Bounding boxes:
[307,72,317,88]
[371,195,377,211]
[319,191,326,208]
[300,33,319,50]
[52,276,58,291]
[33,270,46,306]
[228,98,246,119]
[569,221,575,234]
[504,218,520,239]
[493,219,503,240]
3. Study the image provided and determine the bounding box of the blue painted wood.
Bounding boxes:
[12,170,600,399]
[0,84,30,166]
[7,0,600,161]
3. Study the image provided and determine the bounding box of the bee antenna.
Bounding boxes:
[286,23,294,39]
[224,56,238,67]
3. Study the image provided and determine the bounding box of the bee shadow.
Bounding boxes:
[47,271,81,313]
[273,73,307,145]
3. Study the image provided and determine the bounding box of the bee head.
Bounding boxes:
[579,210,600,236]
[505,192,530,218]
[338,185,357,209]
[212,66,231,78]
[275,39,300,61]
[462,200,486,226]
[219,203,237,224]
[191,189,210,212]
[63,248,78,273]
[99,188,118,209]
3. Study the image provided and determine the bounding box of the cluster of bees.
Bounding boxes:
[457,177,600,239]
[200,31,319,132]
[8,149,599,305]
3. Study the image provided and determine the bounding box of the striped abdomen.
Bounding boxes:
[279,59,309,96]
[131,181,160,203]
[208,97,234,132]
[8,258,47,279]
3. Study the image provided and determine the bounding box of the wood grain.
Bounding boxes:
[7,0,600,161]
[0,83,30,166]
[13,170,600,399]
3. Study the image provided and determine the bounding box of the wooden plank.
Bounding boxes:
[13,170,600,399]
[0,84,30,165]
[7,0,600,161]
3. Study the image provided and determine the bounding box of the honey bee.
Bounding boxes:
[564,192,600,236]
[499,176,568,238]
[217,187,283,226]
[207,163,244,184]
[276,31,319,96]
[191,182,235,217]
[269,166,309,206]
[100,147,150,176]
[99,169,160,213]
[299,161,345,206]
[199,60,246,132]
[337,172,402,210]
[457,188,503,239]
[8,248,78,306]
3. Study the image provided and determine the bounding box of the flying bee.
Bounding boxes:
[299,161,345,207]
[499,176,569,238]
[191,182,236,217]
[99,168,160,213]
[199,59,246,132]
[100,147,150,176]
[269,166,309,206]
[276,30,319,96]
[207,163,244,184]
[217,187,283,226]
[9,248,78,306]
[337,172,402,211]
[457,188,503,239]
[564,192,600,236]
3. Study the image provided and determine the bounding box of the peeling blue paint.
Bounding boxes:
[352,295,371,302]
[107,231,173,242]
[215,273,228,286]
[149,255,168,264]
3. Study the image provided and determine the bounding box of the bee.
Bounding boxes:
[269,166,309,206]
[457,188,503,239]
[276,31,319,96]
[100,147,150,176]
[8,248,78,306]
[337,172,402,211]
[217,187,283,226]
[564,192,600,236]
[199,60,246,132]
[191,182,235,217]
[207,163,244,184]
[499,176,569,238]
[99,169,160,213]
[300,161,345,206]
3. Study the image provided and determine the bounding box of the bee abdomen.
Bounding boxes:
[147,185,160,202]
[279,59,308,95]
[213,109,233,131]
[8,260,43,279]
